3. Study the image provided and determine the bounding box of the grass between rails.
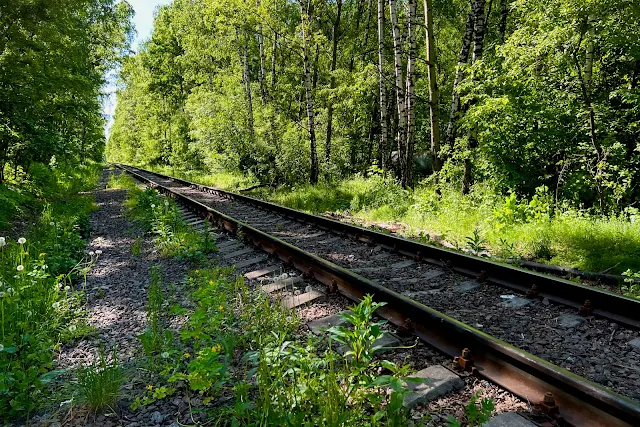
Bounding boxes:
[147,165,640,278]
[113,171,494,426]
[0,163,103,420]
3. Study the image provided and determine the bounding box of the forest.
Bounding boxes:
[106,0,640,274]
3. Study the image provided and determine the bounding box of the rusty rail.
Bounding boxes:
[114,163,640,427]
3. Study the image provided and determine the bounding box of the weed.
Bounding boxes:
[447,393,495,427]
[465,228,487,255]
[621,270,640,299]
[138,266,172,357]
[131,236,142,256]
[75,347,125,413]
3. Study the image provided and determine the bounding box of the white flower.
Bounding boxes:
[68,325,77,333]
[16,265,24,271]
[150,204,156,208]
[64,286,71,291]
[161,351,170,359]
[49,222,55,226]
[0,237,5,247]
[95,250,102,255]
[89,251,95,256]
[18,237,26,245]
[42,265,48,270]
[52,302,60,309]
[0,344,4,352]
[164,200,169,206]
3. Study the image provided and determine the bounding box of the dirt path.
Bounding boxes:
[40,168,192,426]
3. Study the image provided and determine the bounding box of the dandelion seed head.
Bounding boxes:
[49,222,55,226]
[68,325,77,332]
[161,351,169,359]
[95,250,102,255]
[16,265,24,271]
[17,237,26,245]
[88,251,95,256]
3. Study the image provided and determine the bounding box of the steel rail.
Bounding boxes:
[115,163,640,427]
[114,163,640,330]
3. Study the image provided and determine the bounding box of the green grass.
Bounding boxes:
[141,165,640,275]
[75,347,125,413]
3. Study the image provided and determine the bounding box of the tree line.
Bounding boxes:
[0,0,132,183]
[107,0,640,212]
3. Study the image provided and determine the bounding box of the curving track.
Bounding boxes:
[115,163,640,427]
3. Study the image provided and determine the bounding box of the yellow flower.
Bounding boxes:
[195,269,199,273]
[146,385,153,391]
[218,305,224,311]
[184,353,191,359]
[209,281,214,285]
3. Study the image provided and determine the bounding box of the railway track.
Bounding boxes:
[114,163,640,427]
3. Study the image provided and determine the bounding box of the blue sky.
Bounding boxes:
[103,0,173,136]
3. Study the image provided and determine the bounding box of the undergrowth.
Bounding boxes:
[0,164,101,420]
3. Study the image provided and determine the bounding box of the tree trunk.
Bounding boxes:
[499,0,508,43]
[403,0,416,187]
[423,0,441,173]
[377,0,388,169]
[243,32,255,138]
[272,33,278,88]
[388,0,406,182]
[462,0,486,194]
[325,0,343,165]
[301,0,319,184]
[256,0,268,103]
[444,0,477,155]
[349,0,364,73]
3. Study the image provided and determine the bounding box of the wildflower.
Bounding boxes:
[16,265,24,271]
[184,353,191,359]
[209,281,214,285]
[64,286,71,291]
[89,251,95,256]
[95,250,102,255]
[146,384,153,391]
[52,302,60,309]
[161,351,170,359]
[18,237,26,244]
[164,200,169,206]
[151,204,156,208]
[0,237,5,247]
[42,265,48,270]
[218,305,224,311]
[195,269,199,273]
[50,222,55,226]
[69,325,77,333]
[0,344,4,352]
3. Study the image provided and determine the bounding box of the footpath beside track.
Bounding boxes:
[115,163,640,427]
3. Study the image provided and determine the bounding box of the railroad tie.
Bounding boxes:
[281,289,326,310]
[244,265,281,280]
[261,276,303,294]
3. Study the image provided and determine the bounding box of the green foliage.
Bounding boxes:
[0,182,99,419]
[123,184,216,262]
[0,1,133,181]
[447,393,495,427]
[138,266,172,357]
[621,270,640,299]
[328,295,387,366]
[75,347,125,413]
